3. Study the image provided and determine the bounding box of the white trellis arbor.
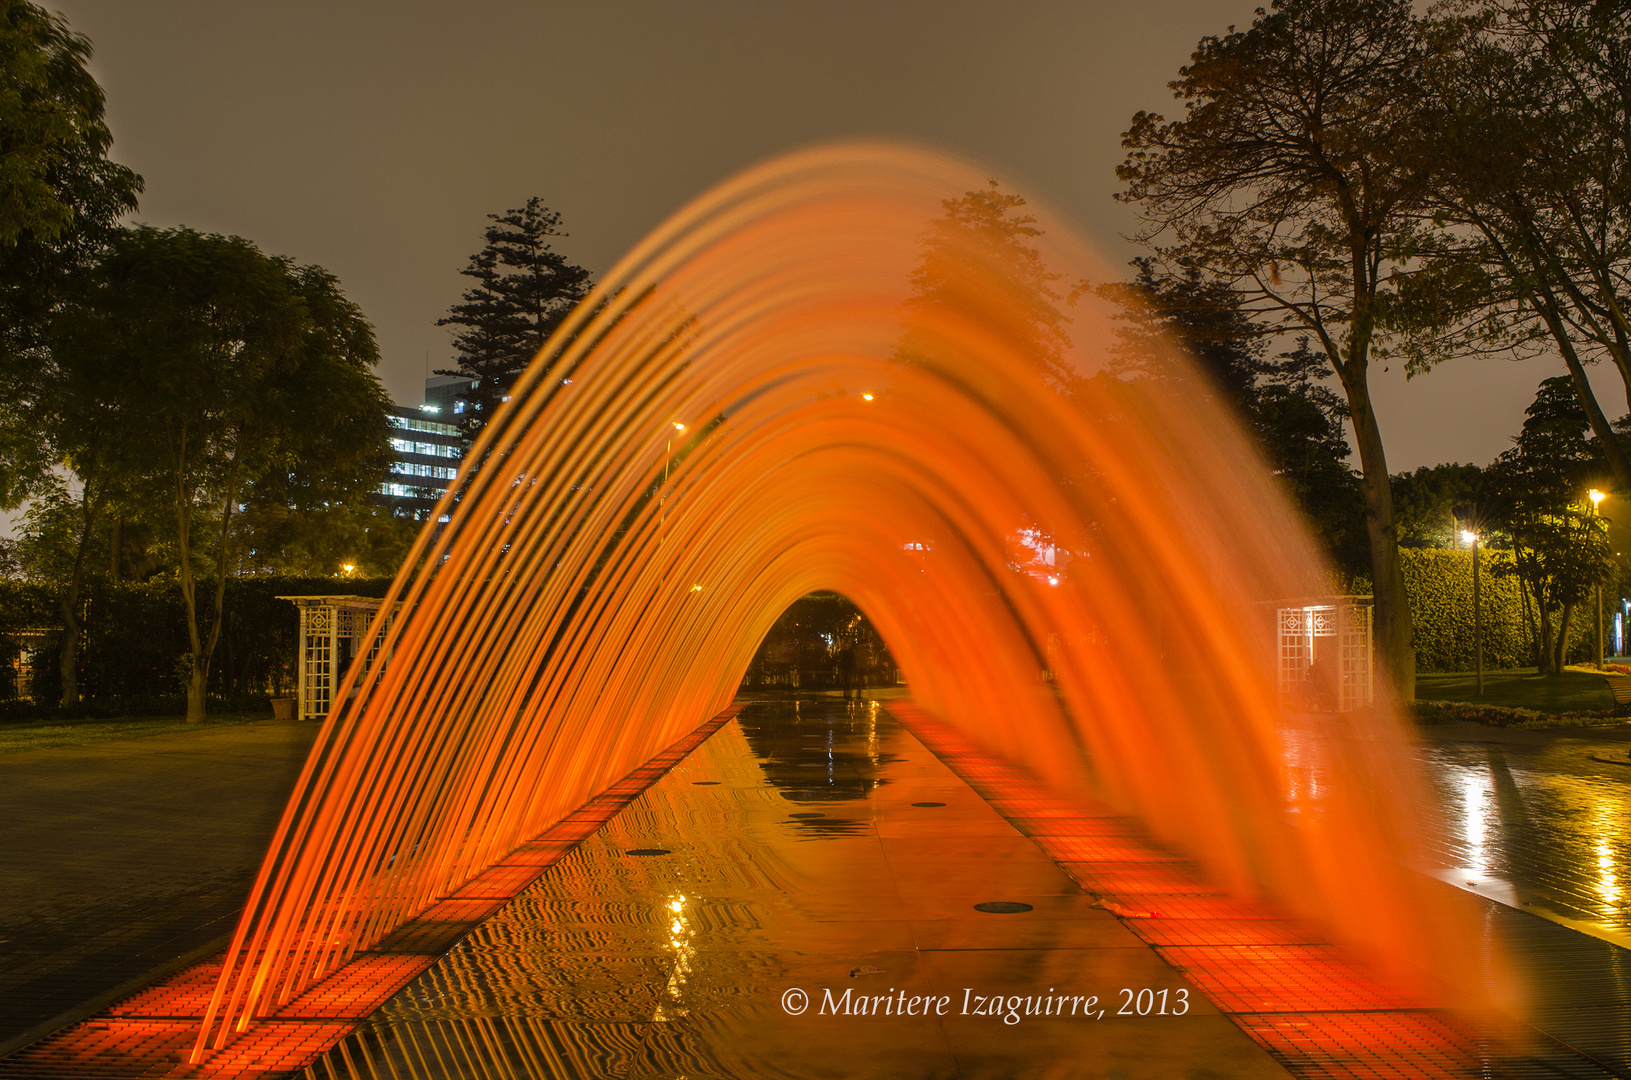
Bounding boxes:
[1275,596,1374,713]
[279,595,399,722]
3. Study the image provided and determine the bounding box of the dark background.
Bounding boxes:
[28,1,1622,478]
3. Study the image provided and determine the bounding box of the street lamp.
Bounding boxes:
[1591,489,1606,669]
[1460,529,1482,696]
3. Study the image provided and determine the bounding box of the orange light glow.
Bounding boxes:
[175,143,1499,1062]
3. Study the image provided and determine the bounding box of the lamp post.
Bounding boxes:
[1460,529,1482,696]
[1591,489,1606,669]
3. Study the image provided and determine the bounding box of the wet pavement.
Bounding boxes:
[1416,721,1631,1076]
[1417,720,1631,945]
[0,721,321,1057]
[307,697,1291,1079]
[9,705,1631,1077]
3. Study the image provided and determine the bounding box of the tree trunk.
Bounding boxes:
[1334,356,1415,700]
[179,438,245,723]
[1536,289,1631,491]
[57,489,97,708]
[1554,603,1576,673]
[1536,595,1557,674]
[1515,562,1540,666]
[56,595,79,708]
[187,662,210,723]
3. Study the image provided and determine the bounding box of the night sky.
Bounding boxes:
[45,0,1622,473]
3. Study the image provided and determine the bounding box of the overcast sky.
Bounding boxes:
[44,0,1624,475]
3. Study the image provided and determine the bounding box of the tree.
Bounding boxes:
[900,180,1075,387]
[230,502,412,579]
[1098,262,1367,572]
[1390,463,1484,549]
[0,1,141,703]
[1484,376,1611,673]
[436,198,593,435]
[55,227,392,720]
[13,475,100,703]
[0,1,139,251]
[0,0,141,480]
[1117,0,1431,696]
[1398,0,1631,491]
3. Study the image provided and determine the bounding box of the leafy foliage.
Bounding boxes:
[899,181,1074,389]
[53,226,393,718]
[1400,548,1539,671]
[0,575,392,716]
[0,0,140,511]
[1484,376,1613,672]
[1097,261,1366,570]
[1117,0,1432,695]
[436,198,594,435]
[1391,463,1485,549]
[1397,0,1631,488]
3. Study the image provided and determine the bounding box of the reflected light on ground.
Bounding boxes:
[1462,771,1489,877]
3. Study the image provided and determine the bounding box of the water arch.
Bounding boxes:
[197,143,1478,1047]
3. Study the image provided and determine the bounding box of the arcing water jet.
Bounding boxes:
[195,142,1499,1056]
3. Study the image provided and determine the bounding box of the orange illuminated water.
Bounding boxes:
[193,142,1505,1056]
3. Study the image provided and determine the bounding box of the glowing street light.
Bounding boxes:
[1591,489,1607,668]
[1461,528,1482,697]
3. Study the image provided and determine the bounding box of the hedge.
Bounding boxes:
[1,575,391,716]
[1399,548,1591,673]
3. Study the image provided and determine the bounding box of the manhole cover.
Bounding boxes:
[625,848,672,856]
[692,781,720,785]
[912,801,946,807]
[974,901,1033,914]
[788,812,826,819]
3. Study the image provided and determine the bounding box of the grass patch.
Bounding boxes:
[0,712,267,755]
[1415,667,1614,713]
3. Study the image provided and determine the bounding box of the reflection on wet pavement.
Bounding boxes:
[305,698,1288,1079]
[1418,723,1631,941]
[1417,723,1631,1076]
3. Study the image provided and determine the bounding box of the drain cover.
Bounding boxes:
[692,781,720,785]
[788,812,826,819]
[974,901,1033,914]
[625,848,671,856]
[912,801,946,807]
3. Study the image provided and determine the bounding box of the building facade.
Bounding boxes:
[379,402,462,521]
[424,374,479,419]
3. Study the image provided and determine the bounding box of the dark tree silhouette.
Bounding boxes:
[1116,0,1431,696]
[437,198,593,436]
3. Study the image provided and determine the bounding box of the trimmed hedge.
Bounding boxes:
[1,575,392,716]
[1400,548,1590,673]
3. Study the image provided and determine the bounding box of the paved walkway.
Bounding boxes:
[1416,719,1631,1077]
[7,707,1631,1077]
[1417,719,1631,947]
[0,720,320,1055]
[302,698,1291,1079]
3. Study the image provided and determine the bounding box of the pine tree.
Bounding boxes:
[436,198,593,435]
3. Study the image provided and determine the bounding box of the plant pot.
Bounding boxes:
[270,697,296,721]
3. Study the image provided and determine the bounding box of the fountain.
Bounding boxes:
[184,143,1501,1059]
[0,144,1507,1077]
